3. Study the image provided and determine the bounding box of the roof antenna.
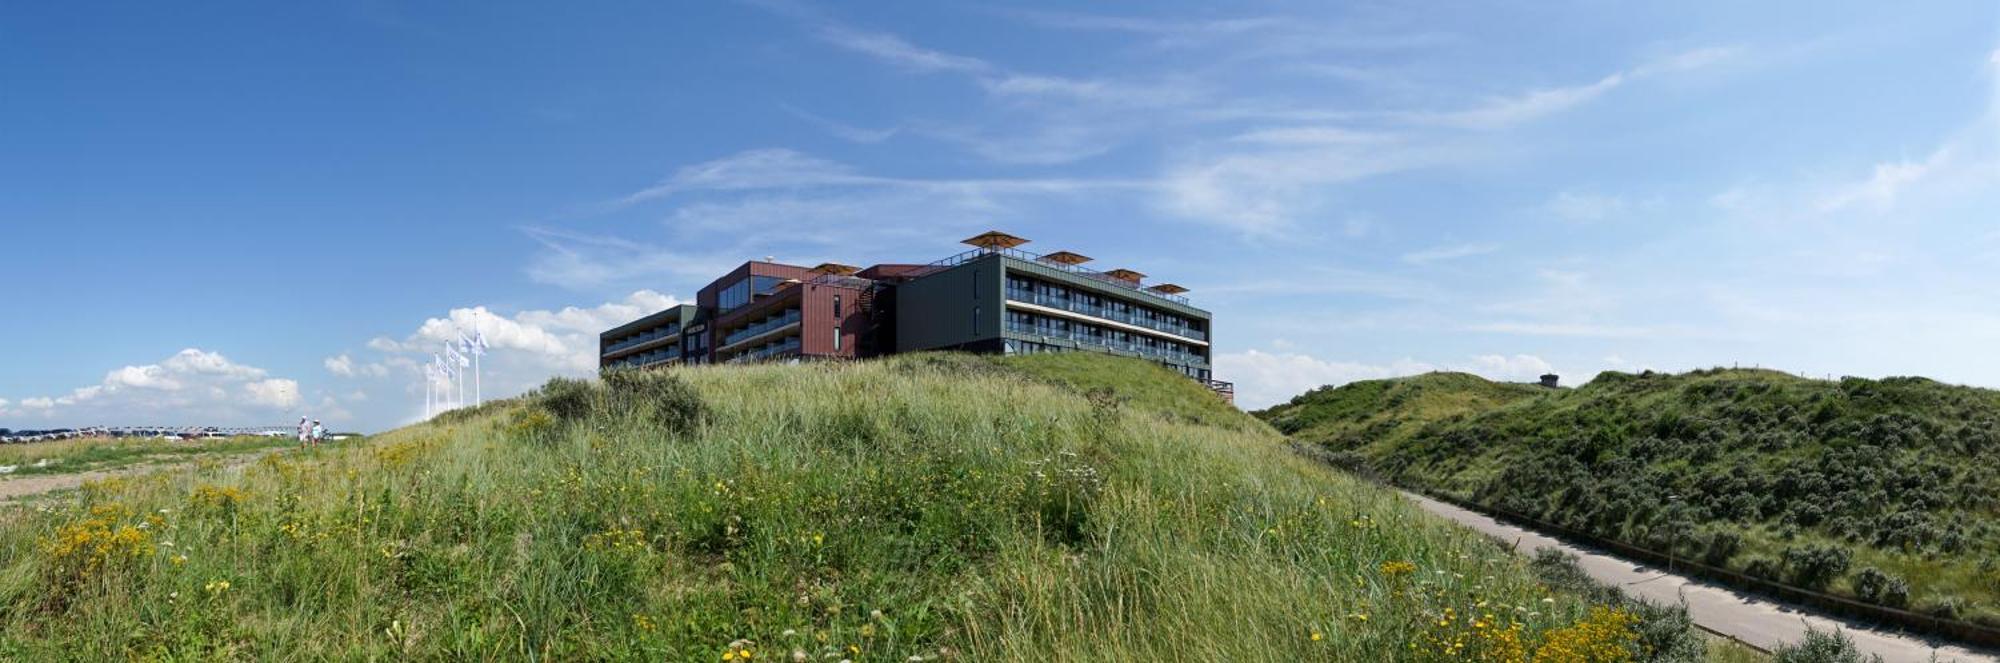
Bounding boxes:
[764,255,775,263]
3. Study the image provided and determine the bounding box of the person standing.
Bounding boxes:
[310,420,325,447]
[297,416,310,449]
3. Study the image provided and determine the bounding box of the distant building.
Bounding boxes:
[598,231,1231,401]
[1539,374,1560,388]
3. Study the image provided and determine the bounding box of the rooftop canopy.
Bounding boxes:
[810,262,861,275]
[1104,268,1147,283]
[961,230,1029,251]
[1037,250,1093,266]
[1146,283,1190,295]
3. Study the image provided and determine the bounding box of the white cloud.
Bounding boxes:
[1467,321,1656,338]
[817,25,991,74]
[1158,138,1459,235]
[1004,10,1285,39]
[1465,354,1556,380]
[1229,126,1394,146]
[1423,73,1627,130]
[106,364,182,391]
[1412,47,1733,129]
[244,379,301,409]
[1816,146,1953,212]
[7,349,301,425]
[324,353,388,378]
[394,290,687,375]
[1402,243,1500,265]
[1218,349,1557,410]
[366,337,403,352]
[1545,191,1630,223]
[781,104,900,143]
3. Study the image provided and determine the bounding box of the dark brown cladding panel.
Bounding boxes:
[799,282,870,357]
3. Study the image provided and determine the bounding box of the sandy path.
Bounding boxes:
[0,450,283,501]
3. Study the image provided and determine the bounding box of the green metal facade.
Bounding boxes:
[893,255,1004,351]
[895,253,1212,375]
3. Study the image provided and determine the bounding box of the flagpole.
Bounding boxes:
[474,312,482,407]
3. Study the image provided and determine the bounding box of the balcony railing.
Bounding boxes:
[725,336,802,364]
[603,324,682,354]
[722,310,801,347]
[1005,319,1208,366]
[1005,287,1207,342]
[928,247,1193,306]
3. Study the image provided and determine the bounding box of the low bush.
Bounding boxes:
[1781,544,1853,591]
[1770,627,1882,663]
[1851,567,1910,608]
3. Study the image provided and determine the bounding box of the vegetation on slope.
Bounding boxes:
[1259,367,2000,625]
[0,354,1723,660]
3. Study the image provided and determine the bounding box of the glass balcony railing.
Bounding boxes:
[722,309,801,347]
[725,336,801,363]
[604,324,682,354]
[1006,319,1207,366]
[1005,287,1207,342]
[929,247,1192,305]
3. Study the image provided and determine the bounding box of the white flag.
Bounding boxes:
[457,331,474,356]
[472,330,489,356]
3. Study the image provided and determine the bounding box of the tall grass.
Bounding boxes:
[0,354,1676,660]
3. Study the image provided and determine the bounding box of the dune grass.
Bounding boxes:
[0,354,1711,660]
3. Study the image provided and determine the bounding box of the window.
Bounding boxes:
[833,326,842,352]
[833,295,842,318]
[718,278,750,312]
[972,306,980,334]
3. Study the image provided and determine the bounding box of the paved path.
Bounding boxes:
[1404,492,1995,663]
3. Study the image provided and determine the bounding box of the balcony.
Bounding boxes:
[929,246,1192,306]
[603,324,681,354]
[721,309,801,347]
[725,336,801,363]
[1005,319,1208,366]
[1005,286,1207,342]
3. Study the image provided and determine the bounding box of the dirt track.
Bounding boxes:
[0,450,282,502]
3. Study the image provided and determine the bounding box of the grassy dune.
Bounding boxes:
[1260,367,2000,626]
[0,354,1708,660]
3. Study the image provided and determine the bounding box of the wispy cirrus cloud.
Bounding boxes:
[1402,242,1500,265]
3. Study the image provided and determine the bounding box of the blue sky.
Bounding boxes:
[3,1,1997,431]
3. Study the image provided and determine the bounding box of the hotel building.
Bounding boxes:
[598,232,1229,400]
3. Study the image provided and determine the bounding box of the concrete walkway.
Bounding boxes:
[1404,492,1995,663]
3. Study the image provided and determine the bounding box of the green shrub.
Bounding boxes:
[600,368,708,436]
[1781,544,1853,591]
[1850,567,1910,608]
[1702,529,1742,566]
[1742,556,1782,581]
[535,376,596,422]
[1771,627,1882,663]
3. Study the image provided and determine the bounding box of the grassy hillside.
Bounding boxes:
[0,354,1729,660]
[1258,372,1549,454]
[1260,367,2000,625]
